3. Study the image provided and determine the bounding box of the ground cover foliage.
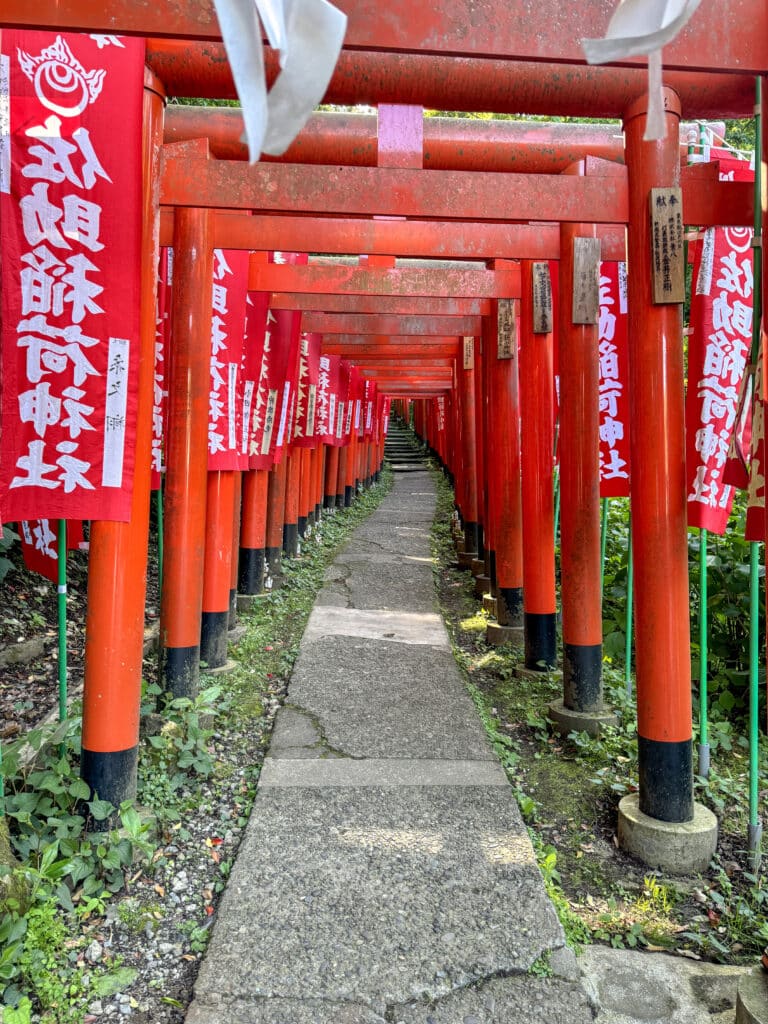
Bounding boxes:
[0,471,392,1023]
[429,464,768,965]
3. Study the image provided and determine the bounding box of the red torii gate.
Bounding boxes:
[3,1,760,873]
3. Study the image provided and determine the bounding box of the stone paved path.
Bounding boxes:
[185,470,747,1023]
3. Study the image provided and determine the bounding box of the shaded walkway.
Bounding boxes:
[186,470,592,1023]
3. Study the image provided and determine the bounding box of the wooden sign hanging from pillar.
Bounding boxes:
[497,299,516,358]
[532,262,553,333]
[650,187,685,304]
[463,336,474,369]
[572,237,601,324]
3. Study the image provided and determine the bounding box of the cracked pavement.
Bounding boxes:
[185,470,592,1024]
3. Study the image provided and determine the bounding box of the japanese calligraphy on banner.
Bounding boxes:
[0,32,144,522]
[687,224,753,532]
[364,379,377,438]
[598,262,631,498]
[293,331,321,447]
[316,353,339,445]
[151,246,172,490]
[208,248,249,470]
[20,517,83,582]
[241,289,269,469]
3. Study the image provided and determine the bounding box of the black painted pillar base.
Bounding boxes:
[638,736,694,823]
[283,522,299,557]
[324,493,335,510]
[266,545,282,578]
[335,492,345,509]
[463,521,479,556]
[160,645,199,699]
[476,525,485,560]
[298,515,308,539]
[228,588,238,630]
[344,485,354,507]
[563,643,603,712]
[497,586,523,627]
[201,610,229,669]
[80,746,138,830]
[238,547,265,595]
[524,612,557,670]
[489,550,497,591]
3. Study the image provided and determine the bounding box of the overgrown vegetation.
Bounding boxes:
[0,471,391,1021]
[429,460,768,964]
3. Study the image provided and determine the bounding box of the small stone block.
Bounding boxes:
[470,558,486,576]
[473,574,491,598]
[486,623,524,647]
[202,658,239,677]
[736,966,768,1024]
[515,664,562,682]
[618,793,718,875]
[548,699,619,738]
[455,539,466,553]
[482,595,498,616]
[228,624,248,644]
[457,551,477,569]
[237,593,270,612]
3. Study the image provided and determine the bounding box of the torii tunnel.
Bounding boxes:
[1,0,767,872]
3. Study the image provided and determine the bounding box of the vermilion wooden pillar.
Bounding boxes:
[239,468,269,594]
[324,445,340,509]
[82,70,165,813]
[298,447,313,537]
[519,260,557,669]
[459,339,479,556]
[487,299,524,631]
[283,450,300,556]
[555,214,615,732]
[336,444,347,508]
[201,469,235,668]
[473,336,486,562]
[228,471,242,628]
[623,90,693,822]
[158,205,214,697]
[266,458,288,581]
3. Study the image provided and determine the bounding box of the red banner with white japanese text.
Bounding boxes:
[598,262,631,498]
[20,517,84,582]
[364,379,378,439]
[0,31,144,521]
[745,335,766,541]
[208,248,249,470]
[686,225,753,532]
[151,246,172,490]
[242,289,270,469]
[293,332,321,448]
[335,360,352,448]
[316,353,339,445]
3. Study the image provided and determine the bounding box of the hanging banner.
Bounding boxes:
[745,335,765,542]
[151,246,172,490]
[598,261,631,497]
[686,226,753,532]
[316,353,339,446]
[335,359,352,448]
[0,31,144,522]
[241,288,270,469]
[207,248,249,471]
[293,331,321,448]
[363,379,377,439]
[20,517,84,582]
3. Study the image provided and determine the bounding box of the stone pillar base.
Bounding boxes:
[736,966,768,1024]
[473,574,492,598]
[457,551,477,569]
[237,593,271,612]
[486,623,524,647]
[548,699,618,738]
[482,595,498,617]
[617,793,718,875]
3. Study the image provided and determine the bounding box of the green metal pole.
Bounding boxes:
[624,509,633,697]
[748,77,763,870]
[157,485,164,599]
[748,540,762,868]
[57,519,67,725]
[698,528,710,778]
[553,467,561,546]
[600,498,609,597]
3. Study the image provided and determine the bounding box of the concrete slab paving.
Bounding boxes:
[186,472,583,1023]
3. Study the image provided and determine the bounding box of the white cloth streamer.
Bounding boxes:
[582,0,703,140]
[212,0,347,163]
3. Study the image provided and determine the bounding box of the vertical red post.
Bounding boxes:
[459,339,479,557]
[336,445,348,508]
[486,297,524,640]
[344,431,358,506]
[228,471,242,628]
[81,70,165,811]
[265,459,287,581]
[324,445,340,509]
[555,210,615,732]
[519,260,557,669]
[239,468,269,594]
[298,447,313,537]
[283,450,300,556]
[622,90,694,823]
[201,470,236,668]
